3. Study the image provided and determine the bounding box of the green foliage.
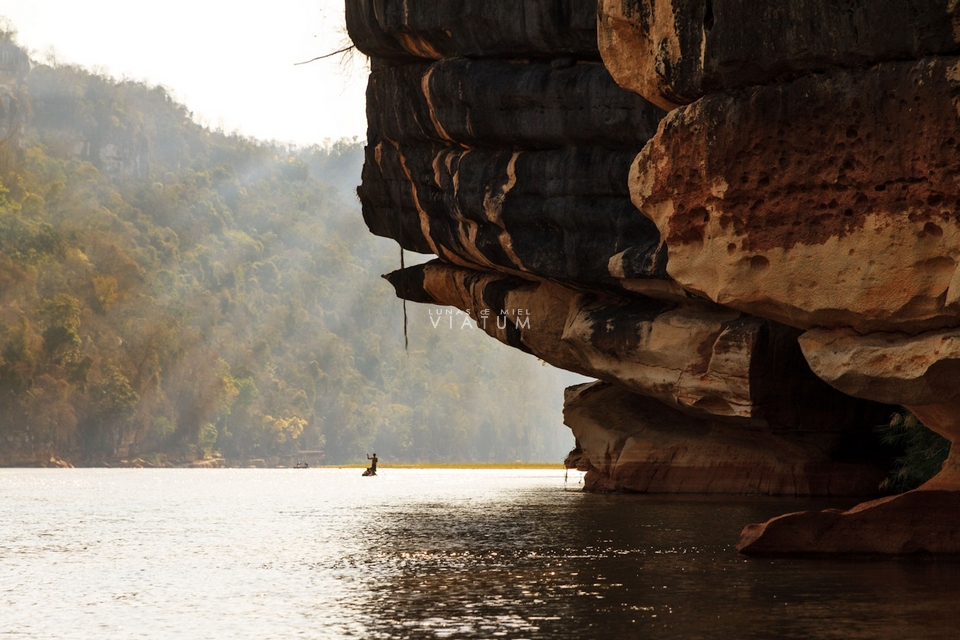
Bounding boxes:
[0,316,37,392]
[84,365,140,455]
[38,293,82,357]
[198,423,218,458]
[876,409,950,493]
[0,184,64,264]
[0,37,575,465]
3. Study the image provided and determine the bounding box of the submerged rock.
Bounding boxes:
[738,491,960,555]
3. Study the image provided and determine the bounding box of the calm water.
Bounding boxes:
[1,469,959,639]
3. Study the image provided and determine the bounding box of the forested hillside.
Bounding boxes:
[0,32,576,466]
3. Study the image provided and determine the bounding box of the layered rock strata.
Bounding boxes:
[603,2,960,552]
[599,0,960,110]
[363,141,667,288]
[359,57,669,291]
[632,57,960,334]
[346,0,599,62]
[387,260,891,493]
[564,381,884,495]
[351,0,897,498]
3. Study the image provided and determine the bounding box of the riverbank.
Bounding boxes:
[0,457,565,470]
[328,462,564,470]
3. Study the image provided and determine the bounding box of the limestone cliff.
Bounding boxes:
[597,0,960,554]
[349,0,960,553]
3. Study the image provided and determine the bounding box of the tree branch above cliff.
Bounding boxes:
[294,45,356,66]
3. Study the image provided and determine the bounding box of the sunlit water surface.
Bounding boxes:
[1,469,959,639]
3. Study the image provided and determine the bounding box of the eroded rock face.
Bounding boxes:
[386,261,892,436]
[738,491,960,555]
[599,0,960,110]
[358,54,668,291]
[799,327,960,408]
[602,0,960,553]
[346,0,599,62]
[347,0,960,552]
[800,327,960,492]
[362,142,667,287]
[387,261,754,417]
[632,57,960,333]
[352,6,669,293]
[564,381,885,496]
[366,59,662,150]
[350,0,897,499]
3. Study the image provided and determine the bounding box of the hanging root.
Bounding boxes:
[401,245,408,351]
[398,206,408,352]
[293,45,356,66]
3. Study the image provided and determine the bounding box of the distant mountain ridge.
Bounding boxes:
[0,30,573,467]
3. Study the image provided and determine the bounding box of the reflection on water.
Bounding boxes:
[1,469,959,639]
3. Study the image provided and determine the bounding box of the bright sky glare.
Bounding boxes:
[2,0,369,146]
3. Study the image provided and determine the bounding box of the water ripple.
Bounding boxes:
[1,469,959,639]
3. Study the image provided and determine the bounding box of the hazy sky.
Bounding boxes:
[2,0,369,146]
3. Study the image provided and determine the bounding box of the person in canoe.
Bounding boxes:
[363,453,378,476]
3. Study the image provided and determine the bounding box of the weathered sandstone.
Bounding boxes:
[565,381,886,496]
[346,0,599,62]
[738,327,960,553]
[358,55,667,291]
[632,57,960,333]
[366,59,663,150]
[738,491,960,555]
[601,1,960,554]
[387,261,755,417]
[347,0,889,495]
[599,0,960,110]
[363,143,667,288]
[799,327,960,408]
[387,261,891,434]
[800,327,960,491]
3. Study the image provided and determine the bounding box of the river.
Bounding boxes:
[1,468,958,638]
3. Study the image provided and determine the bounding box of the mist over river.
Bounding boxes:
[2,469,959,639]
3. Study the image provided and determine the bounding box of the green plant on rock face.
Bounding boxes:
[198,422,218,458]
[876,409,950,493]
